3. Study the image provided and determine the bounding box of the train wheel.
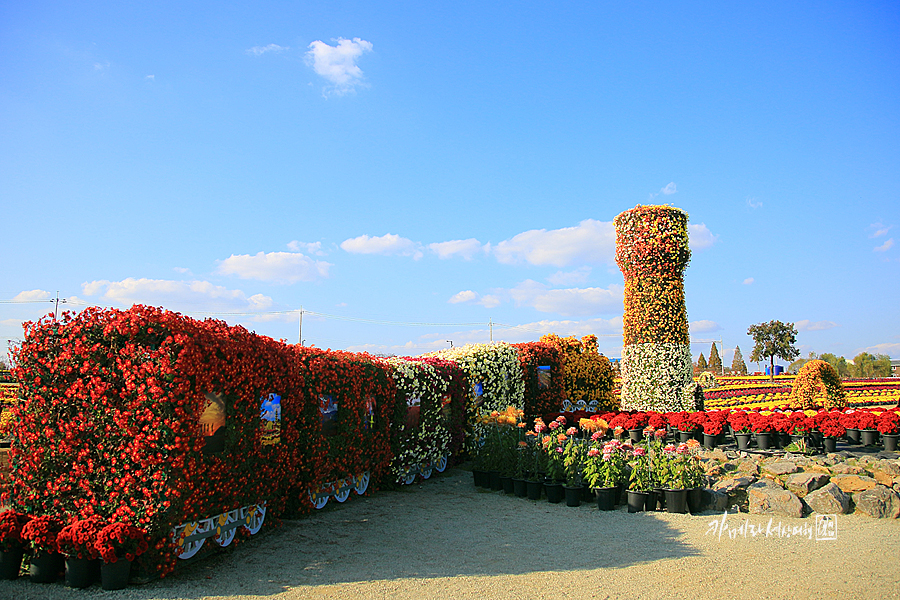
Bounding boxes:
[213,510,239,547]
[174,519,211,560]
[241,502,267,534]
[334,480,351,503]
[403,469,416,485]
[309,488,328,509]
[354,472,370,495]
[435,455,448,473]
[421,467,433,480]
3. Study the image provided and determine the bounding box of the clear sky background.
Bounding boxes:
[2,1,898,370]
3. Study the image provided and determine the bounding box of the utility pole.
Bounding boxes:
[489,318,493,343]
[298,306,303,345]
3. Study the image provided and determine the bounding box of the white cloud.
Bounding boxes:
[747,197,762,209]
[145,75,155,81]
[448,290,478,304]
[493,219,616,267]
[217,252,332,283]
[874,238,894,252]
[661,182,677,195]
[509,280,622,316]
[246,44,288,56]
[287,241,327,256]
[420,316,624,348]
[795,319,838,332]
[688,223,718,251]
[429,239,487,260]
[173,267,192,275]
[689,320,721,333]
[305,37,373,96]
[82,278,274,313]
[447,290,500,308]
[868,221,892,238]
[341,234,422,259]
[547,267,592,286]
[862,342,900,357]
[743,277,754,285]
[12,290,52,302]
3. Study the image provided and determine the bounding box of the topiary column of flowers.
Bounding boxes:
[615,205,695,411]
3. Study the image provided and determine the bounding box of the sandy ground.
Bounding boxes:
[1,466,899,600]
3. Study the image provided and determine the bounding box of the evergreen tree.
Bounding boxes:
[708,342,723,374]
[732,345,748,375]
[697,353,708,371]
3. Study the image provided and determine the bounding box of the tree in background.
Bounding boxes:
[697,353,708,371]
[731,345,748,375]
[819,353,850,378]
[708,342,723,374]
[748,320,800,380]
[850,353,892,378]
[788,351,818,375]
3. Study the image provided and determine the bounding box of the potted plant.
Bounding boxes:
[57,517,103,589]
[512,441,530,497]
[94,522,149,591]
[0,511,28,580]
[701,418,722,449]
[543,431,566,504]
[20,515,64,583]
[584,439,627,510]
[839,410,860,444]
[816,411,846,453]
[562,430,584,506]
[857,410,878,446]
[681,441,708,513]
[877,410,900,452]
[627,446,651,512]
[727,411,753,450]
[748,412,774,450]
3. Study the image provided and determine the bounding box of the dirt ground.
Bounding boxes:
[1,466,899,600]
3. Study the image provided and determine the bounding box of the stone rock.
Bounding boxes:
[706,465,726,477]
[873,471,894,487]
[735,459,759,475]
[874,459,900,477]
[806,465,832,475]
[857,455,877,467]
[748,479,804,518]
[785,472,830,497]
[703,487,729,512]
[831,463,865,475]
[702,449,728,462]
[713,476,757,494]
[712,476,757,513]
[804,483,851,515]
[853,486,900,519]
[832,474,878,493]
[762,461,799,476]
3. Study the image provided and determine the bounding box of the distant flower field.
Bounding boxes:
[701,375,900,410]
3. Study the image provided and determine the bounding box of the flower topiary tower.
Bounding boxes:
[789,359,846,410]
[615,205,696,411]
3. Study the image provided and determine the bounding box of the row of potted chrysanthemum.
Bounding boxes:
[471,412,708,514]
[0,512,147,590]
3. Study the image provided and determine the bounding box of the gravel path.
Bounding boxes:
[2,467,898,600]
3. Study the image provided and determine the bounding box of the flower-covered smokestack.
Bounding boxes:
[614,205,696,410]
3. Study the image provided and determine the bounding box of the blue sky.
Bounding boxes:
[2,1,899,370]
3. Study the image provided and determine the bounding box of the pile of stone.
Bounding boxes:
[700,448,900,519]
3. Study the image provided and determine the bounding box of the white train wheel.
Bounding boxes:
[421,467,433,480]
[354,472,370,495]
[241,503,266,534]
[403,469,416,485]
[174,519,211,560]
[334,479,352,502]
[309,488,329,509]
[435,455,448,473]
[213,510,239,547]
